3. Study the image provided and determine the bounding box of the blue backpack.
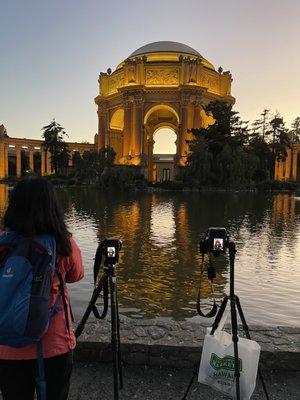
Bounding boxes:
[0,230,65,400]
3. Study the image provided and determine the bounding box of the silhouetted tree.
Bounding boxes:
[187,101,258,186]
[290,117,300,143]
[42,119,70,174]
[72,148,115,183]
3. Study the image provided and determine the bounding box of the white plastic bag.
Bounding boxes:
[198,320,261,399]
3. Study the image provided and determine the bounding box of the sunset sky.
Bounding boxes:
[1,0,299,151]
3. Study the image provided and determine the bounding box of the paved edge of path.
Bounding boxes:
[74,318,300,371]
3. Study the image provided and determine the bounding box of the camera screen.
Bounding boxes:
[107,246,116,258]
[213,238,224,251]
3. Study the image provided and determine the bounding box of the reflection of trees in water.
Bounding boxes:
[55,188,299,320]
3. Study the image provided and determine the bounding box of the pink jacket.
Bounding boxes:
[0,237,84,360]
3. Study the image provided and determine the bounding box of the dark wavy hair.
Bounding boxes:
[3,177,71,256]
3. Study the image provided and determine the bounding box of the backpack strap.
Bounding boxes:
[55,264,71,334]
[36,341,46,400]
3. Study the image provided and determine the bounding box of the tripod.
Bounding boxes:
[75,240,123,400]
[182,241,269,400]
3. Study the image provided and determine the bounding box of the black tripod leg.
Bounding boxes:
[181,362,199,400]
[210,296,229,335]
[116,286,123,389]
[235,296,270,400]
[75,274,107,338]
[110,275,120,400]
[230,296,241,400]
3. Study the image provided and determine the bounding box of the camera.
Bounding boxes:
[102,239,122,266]
[200,227,228,255]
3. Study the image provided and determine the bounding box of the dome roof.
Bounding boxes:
[129,41,202,58]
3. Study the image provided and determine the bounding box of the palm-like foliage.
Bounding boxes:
[42,119,70,174]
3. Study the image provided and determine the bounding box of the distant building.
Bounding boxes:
[0,124,94,178]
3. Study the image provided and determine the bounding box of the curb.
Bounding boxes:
[74,319,300,371]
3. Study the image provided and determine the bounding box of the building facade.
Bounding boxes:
[0,124,94,179]
[94,41,235,181]
[274,144,300,181]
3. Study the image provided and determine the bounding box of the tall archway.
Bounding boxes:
[153,128,177,182]
[143,104,179,181]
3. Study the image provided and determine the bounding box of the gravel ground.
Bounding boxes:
[69,362,300,400]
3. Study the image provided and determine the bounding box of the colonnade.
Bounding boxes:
[0,143,51,179]
[0,136,95,179]
[274,146,300,181]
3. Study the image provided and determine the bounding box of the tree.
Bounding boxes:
[251,109,271,140]
[268,114,291,178]
[42,119,70,174]
[72,148,116,183]
[187,101,255,186]
[290,117,300,143]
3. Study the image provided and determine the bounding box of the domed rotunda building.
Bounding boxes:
[95,41,235,181]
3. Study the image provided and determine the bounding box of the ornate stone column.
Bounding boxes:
[178,94,189,166]
[16,147,22,177]
[292,150,298,180]
[193,99,202,129]
[41,149,46,176]
[29,147,34,172]
[46,150,52,174]
[122,95,132,159]
[131,93,144,162]
[0,141,5,178]
[284,148,292,180]
[98,102,107,150]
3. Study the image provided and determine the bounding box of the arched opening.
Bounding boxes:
[143,105,179,182]
[153,128,177,155]
[153,128,177,182]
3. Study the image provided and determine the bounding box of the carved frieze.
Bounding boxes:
[108,72,125,94]
[199,72,220,94]
[145,68,179,86]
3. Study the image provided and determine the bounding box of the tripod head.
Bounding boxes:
[93,238,122,282]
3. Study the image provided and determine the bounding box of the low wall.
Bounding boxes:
[75,317,300,371]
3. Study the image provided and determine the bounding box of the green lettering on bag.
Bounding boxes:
[210,353,243,372]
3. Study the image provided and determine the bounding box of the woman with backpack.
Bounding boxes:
[0,177,84,400]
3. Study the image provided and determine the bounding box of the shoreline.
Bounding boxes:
[1,180,299,193]
[75,318,300,371]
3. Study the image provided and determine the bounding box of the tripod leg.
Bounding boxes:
[109,274,120,400]
[230,297,241,400]
[116,286,123,389]
[181,362,199,400]
[235,296,270,400]
[75,273,107,338]
[210,296,229,335]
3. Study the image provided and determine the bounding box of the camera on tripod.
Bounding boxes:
[200,227,229,256]
[101,239,122,266]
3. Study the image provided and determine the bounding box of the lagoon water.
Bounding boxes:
[0,184,299,327]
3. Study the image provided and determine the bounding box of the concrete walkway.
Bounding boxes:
[69,362,300,400]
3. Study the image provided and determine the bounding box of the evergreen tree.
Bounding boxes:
[72,148,115,183]
[268,114,291,178]
[290,117,300,143]
[42,119,70,174]
[251,109,271,140]
[187,101,256,186]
